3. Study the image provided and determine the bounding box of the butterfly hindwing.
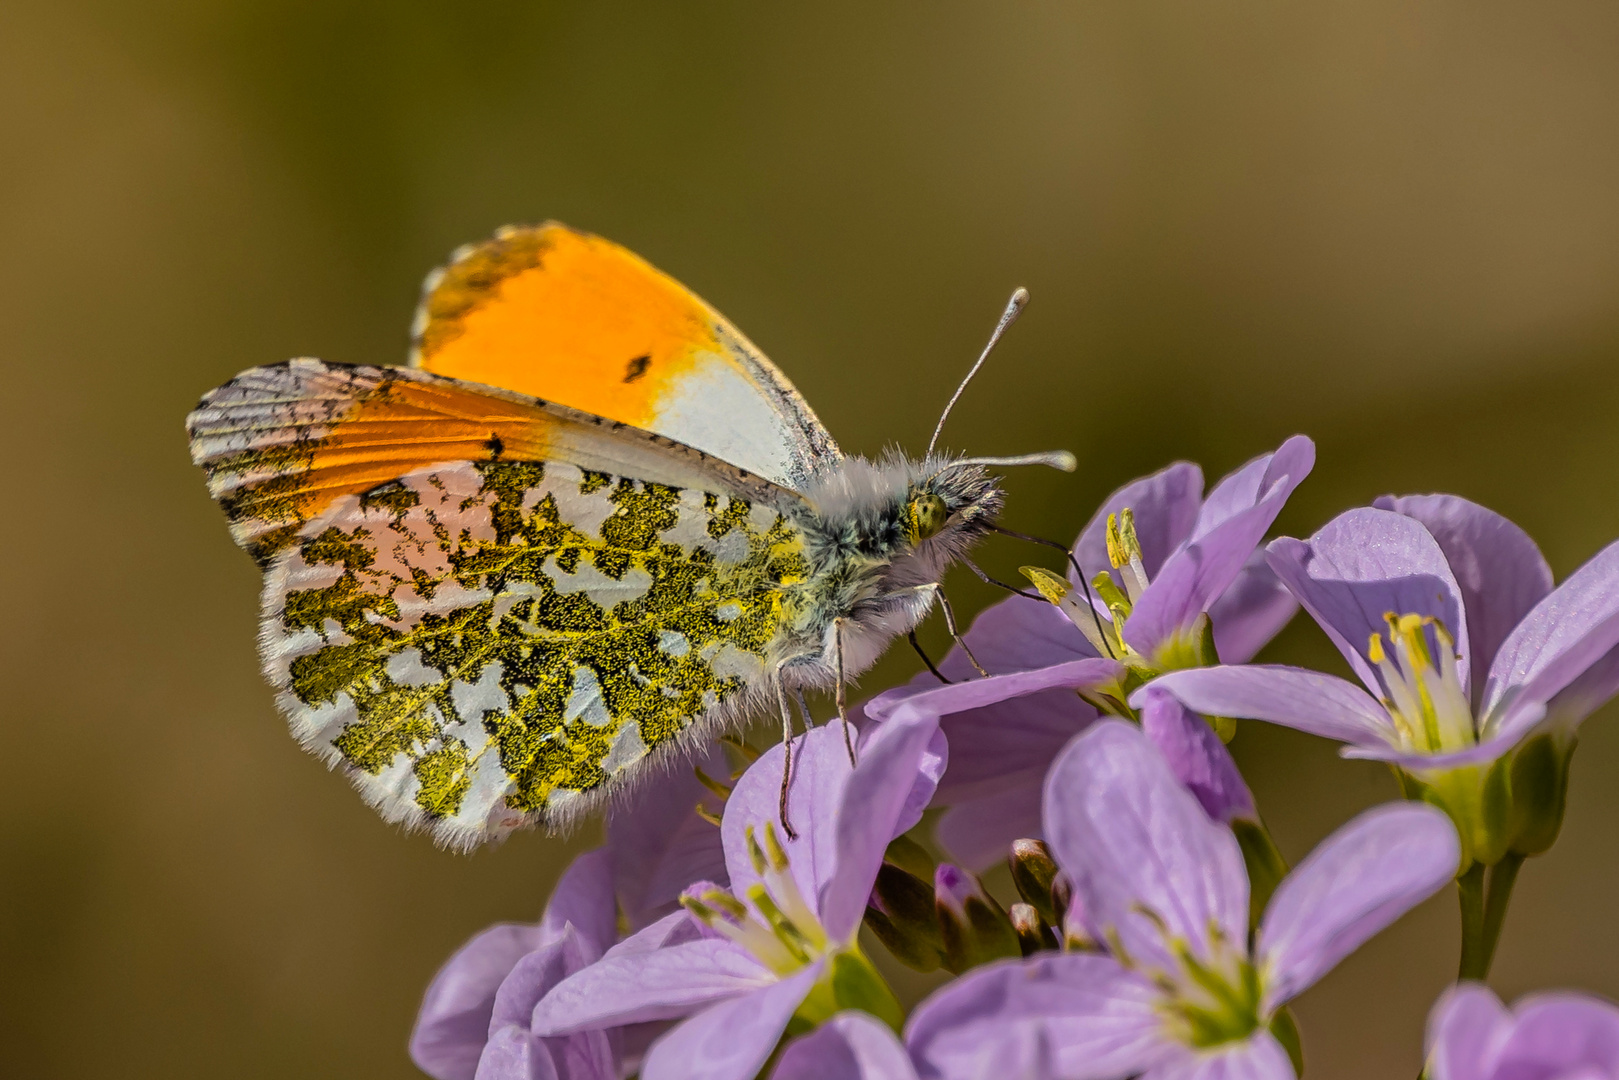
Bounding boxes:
[263,457,808,850]
[410,222,839,491]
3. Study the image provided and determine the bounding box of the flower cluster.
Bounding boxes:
[411,437,1619,1079]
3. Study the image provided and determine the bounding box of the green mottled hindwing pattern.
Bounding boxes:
[261,458,806,849]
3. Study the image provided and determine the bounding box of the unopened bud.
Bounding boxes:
[1008,839,1061,927]
[936,863,1019,973]
[1507,732,1576,857]
[865,862,945,972]
[1009,902,1055,956]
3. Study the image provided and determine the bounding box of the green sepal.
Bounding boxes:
[1270,1006,1304,1077]
[1506,732,1575,856]
[938,886,1021,974]
[864,862,945,972]
[1233,819,1289,930]
[884,832,937,880]
[785,949,905,1037]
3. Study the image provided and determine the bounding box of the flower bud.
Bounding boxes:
[936,863,1020,973]
[1009,838,1062,927]
[1009,902,1055,956]
[865,862,945,972]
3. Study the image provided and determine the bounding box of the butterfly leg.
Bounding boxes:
[927,583,990,678]
[833,617,857,766]
[774,674,799,840]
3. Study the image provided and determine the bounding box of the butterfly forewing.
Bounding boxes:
[263,458,806,849]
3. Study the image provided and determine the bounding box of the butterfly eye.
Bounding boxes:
[907,493,950,543]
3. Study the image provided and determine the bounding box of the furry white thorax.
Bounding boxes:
[775,451,1004,688]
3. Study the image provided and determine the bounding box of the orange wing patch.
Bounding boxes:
[188,360,556,565]
[409,223,839,490]
[412,224,720,433]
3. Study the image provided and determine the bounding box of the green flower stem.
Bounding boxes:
[1456,862,1488,980]
[1478,852,1524,976]
[1457,854,1523,981]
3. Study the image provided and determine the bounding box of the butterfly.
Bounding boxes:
[187,223,1072,849]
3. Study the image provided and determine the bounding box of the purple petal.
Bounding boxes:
[600,908,713,961]
[936,784,1046,872]
[1126,438,1313,657]
[491,929,593,1030]
[1208,551,1300,665]
[1191,437,1314,542]
[1545,641,1619,730]
[540,1028,615,1080]
[1072,461,1205,591]
[869,660,1110,805]
[1266,508,1471,698]
[1139,1032,1296,1080]
[1340,708,1545,774]
[1424,983,1513,1080]
[412,923,549,1080]
[956,593,1100,674]
[905,953,1167,1080]
[473,1027,558,1080]
[1490,992,1619,1078]
[529,939,772,1035]
[1375,495,1553,706]
[1043,721,1248,972]
[608,744,730,931]
[1141,666,1397,749]
[539,849,616,961]
[1257,802,1458,1007]
[1138,686,1256,824]
[1484,537,1619,723]
[639,963,822,1080]
[891,722,948,839]
[821,712,944,941]
[723,724,854,918]
[773,1012,920,1080]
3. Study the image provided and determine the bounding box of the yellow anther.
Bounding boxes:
[1117,508,1142,564]
[745,825,769,875]
[762,822,791,873]
[1106,512,1125,569]
[1020,565,1072,605]
[1368,633,1386,664]
[702,890,749,919]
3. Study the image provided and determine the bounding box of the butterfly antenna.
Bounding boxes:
[926,287,1029,460]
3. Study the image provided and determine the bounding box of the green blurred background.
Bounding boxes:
[7,2,1619,1076]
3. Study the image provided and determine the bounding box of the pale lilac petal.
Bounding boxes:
[1141,666,1397,749]
[1126,438,1313,657]
[530,939,771,1035]
[936,783,1046,871]
[821,712,943,940]
[1545,641,1619,730]
[1267,508,1471,697]
[1375,495,1553,704]
[1043,721,1248,971]
[640,963,822,1080]
[773,1012,920,1080]
[956,592,1100,673]
[1072,461,1205,590]
[723,724,853,914]
[1138,686,1256,824]
[1491,992,1619,1078]
[473,1027,558,1080]
[491,930,591,1030]
[599,908,712,962]
[541,1029,615,1080]
[1485,538,1619,721]
[884,722,948,839]
[539,849,616,960]
[1140,1032,1296,1080]
[1425,983,1513,1080]
[609,744,729,930]
[905,953,1167,1080]
[1208,552,1300,665]
[869,660,1111,805]
[1191,438,1313,541]
[412,923,549,1080]
[1257,802,1457,1007]
[1342,705,1545,773]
